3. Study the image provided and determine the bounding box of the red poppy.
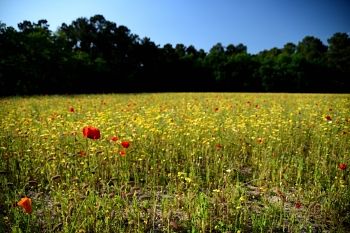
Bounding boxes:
[216,144,222,149]
[257,138,262,143]
[214,107,219,112]
[17,197,32,214]
[277,190,282,195]
[325,116,332,121]
[69,107,74,112]
[81,151,86,156]
[295,203,301,208]
[339,163,347,170]
[120,150,126,156]
[121,141,130,148]
[110,136,118,142]
[82,126,100,140]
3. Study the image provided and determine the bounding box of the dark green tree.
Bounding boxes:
[58,15,141,93]
[259,47,281,57]
[296,36,328,61]
[282,42,296,55]
[225,44,236,56]
[235,43,247,54]
[209,42,225,54]
[326,32,350,92]
[186,45,197,57]
[327,33,350,74]
[175,43,186,58]
[197,49,207,59]
[220,53,260,91]
[2,15,349,95]
[0,20,67,95]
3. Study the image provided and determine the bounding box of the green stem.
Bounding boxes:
[27,214,30,232]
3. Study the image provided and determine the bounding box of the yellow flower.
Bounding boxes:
[185,177,192,183]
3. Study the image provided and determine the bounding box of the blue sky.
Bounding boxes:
[1,0,349,54]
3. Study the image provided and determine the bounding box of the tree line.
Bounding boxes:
[1,14,349,96]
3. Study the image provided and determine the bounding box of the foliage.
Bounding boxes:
[1,16,350,96]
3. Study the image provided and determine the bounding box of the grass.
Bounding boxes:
[0,92,349,233]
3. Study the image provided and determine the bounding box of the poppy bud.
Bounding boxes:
[110,136,118,142]
[120,150,126,156]
[339,163,346,170]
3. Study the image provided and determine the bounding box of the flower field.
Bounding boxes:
[0,92,349,232]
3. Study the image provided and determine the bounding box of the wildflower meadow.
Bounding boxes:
[0,93,349,232]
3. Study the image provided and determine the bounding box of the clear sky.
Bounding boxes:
[1,0,349,54]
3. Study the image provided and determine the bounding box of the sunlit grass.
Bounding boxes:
[1,92,349,232]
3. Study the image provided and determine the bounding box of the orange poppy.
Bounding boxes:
[17,197,32,214]
[82,126,100,140]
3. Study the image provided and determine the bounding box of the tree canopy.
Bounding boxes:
[0,15,349,96]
